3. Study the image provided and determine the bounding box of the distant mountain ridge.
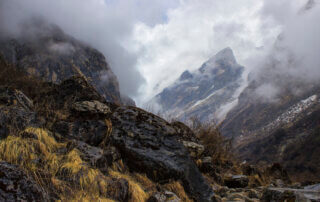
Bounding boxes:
[0,20,124,105]
[150,47,245,122]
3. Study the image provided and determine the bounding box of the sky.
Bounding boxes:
[1,0,319,106]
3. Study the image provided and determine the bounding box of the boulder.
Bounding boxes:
[37,76,107,112]
[0,87,41,139]
[72,100,111,115]
[0,107,39,139]
[68,140,120,174]
[182,141,205,158]
[224,175,249,188]
[247,189,260,199]
[0,87,33,110]
[266,163,291,185]
[0,161,49,201]
[147,191,181,202]
[111,106,215,201]
[171,121,199,143]
[53,119,109,146]
[261,188,296,202]
[105,178,129,201]
[262,185,320,202]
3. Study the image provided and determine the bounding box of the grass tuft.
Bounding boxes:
[0,127,114,201]
[109,170,150,202]
[163,181,193,202]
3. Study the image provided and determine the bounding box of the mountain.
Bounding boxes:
[151,47,244,122]
[220,63,320,182]
[0,20,122,104]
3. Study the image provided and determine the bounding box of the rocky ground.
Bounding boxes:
[0,71,319,201]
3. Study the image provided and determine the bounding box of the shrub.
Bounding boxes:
[190,117,235,167]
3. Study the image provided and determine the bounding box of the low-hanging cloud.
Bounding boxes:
[1,0,319,108]
[248,0,320,102]
[130,0,320,106]
[130,0,276,105]
[0,0,180,98]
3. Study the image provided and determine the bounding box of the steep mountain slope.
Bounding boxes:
[220,70,320,181]
[0,20,122,104]
[151,48,244,122]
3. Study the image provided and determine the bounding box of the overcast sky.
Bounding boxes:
[1,0,319,106]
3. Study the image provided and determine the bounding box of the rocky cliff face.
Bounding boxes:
[0,21,122,104]
[151,47,244,122]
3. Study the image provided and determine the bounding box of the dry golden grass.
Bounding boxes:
[163,181,193,202]
[132,173,157,192]
[109,170,150,202]
[0,127,115,201]
[0,127,64,173]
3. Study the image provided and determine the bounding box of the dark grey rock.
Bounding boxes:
[0,88,41,139]
[147,191,181,202]
[53,120,109,146]
[111,106,215,201]
[68,140,120,174]
[0,87,33,110]
[0,161,49,202]
[72,100,111,115]
[105,178,129,202]
[261,188,296,202]
[262,185,320,202]
[224,175,249,188]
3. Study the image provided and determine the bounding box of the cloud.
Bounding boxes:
[47,41,75,55]
[0,0,179,98]
[1,0,319,108]
[247,0,320,101]
[130,0,320,107]
[130,0,278,105]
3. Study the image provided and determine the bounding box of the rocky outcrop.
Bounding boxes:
[0,87,41,139]
[72,100,111,115]
[182,141,205,158]
[0,87,34,110]
[105,178,129,201]
[147,191,181,202]
[261,185,320,202]
[121,94,136,106]
[67,140,120,174]
[0,21,122,104]
[171,121,199,143]
[37,76,107,111]
[1,74,214,201]
[0,161,49,201]
[110,106,215,201]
